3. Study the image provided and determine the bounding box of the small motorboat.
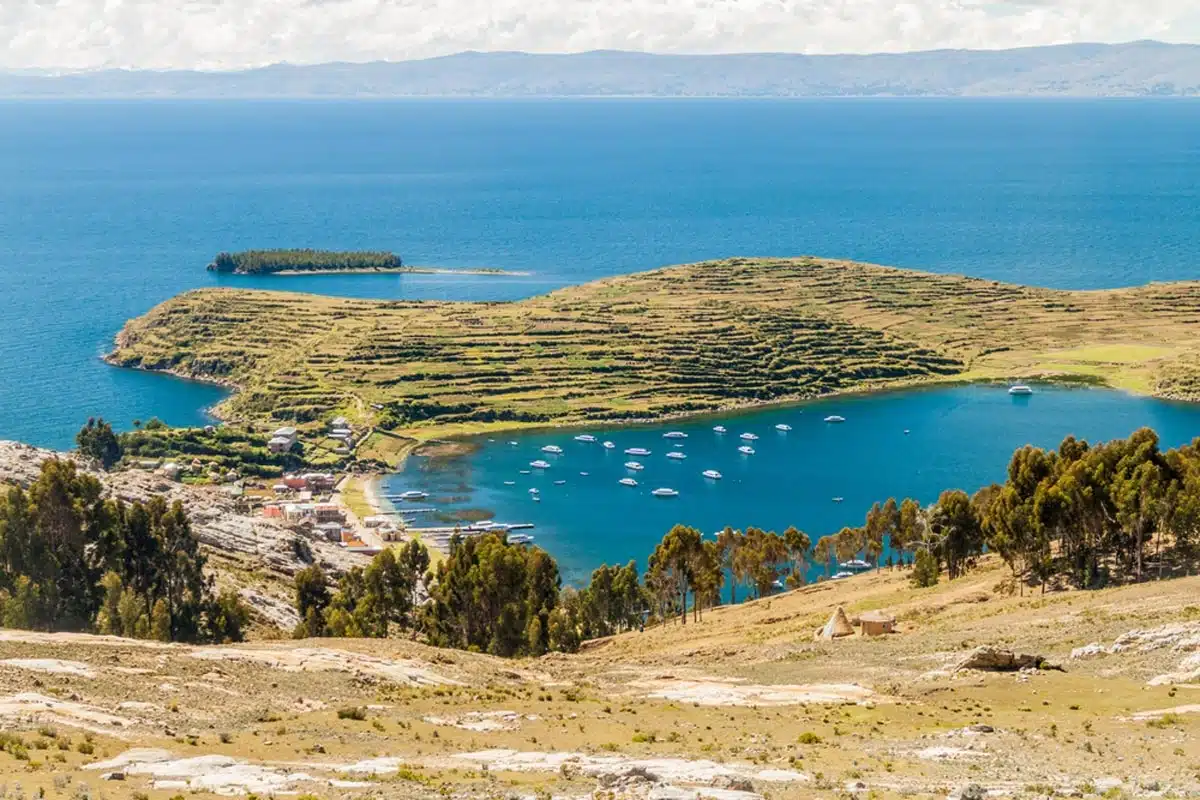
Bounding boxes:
[528,488,540,494]
[624,461,644,471]
[619,477,638,487]
[397,490,428,501]
[663,431,688,439]
[702,469,722,480]
[738,445,756,455]
[1008,385,1034,396]
[532,495,541,502]
[579,471,589,476]
[666,452,687,460]
[740,432,759,441]
[541,445,564,454]
[519,469,531,475]
[713,426,727,434]
[574,434,597,443]
[831,571,854,580]
[824,415,846,424]
[903,429,911,435]
[503,480,516,486]
[625,447,651,456]
[554,480,567,485]
[775,423,792,431]
[840,559,873,571]
[651,488,679,498]
[530,460,552,469]
[602,441,616,449]
[507,533,535,545]
[509,441,519,446]
[832,496,844,503]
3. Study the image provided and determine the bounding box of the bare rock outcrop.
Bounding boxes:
[953,646,1062,673]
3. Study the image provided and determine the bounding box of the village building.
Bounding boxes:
[859,610,896,636]
[268,426,298,454]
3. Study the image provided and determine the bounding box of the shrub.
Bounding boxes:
[797,732,823,745]
[337,706,367,721]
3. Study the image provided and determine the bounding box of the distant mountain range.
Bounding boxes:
[5,42,1200,98]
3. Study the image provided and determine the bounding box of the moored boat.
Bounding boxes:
[738,445,756,455]
[530,460,551,469]
[666,451,687,460]
[602,441,616,449]
[775,423,792,431]
[624,461,644,471]
[397,490,428,501]
[713,426,727,434]
[651,488,679,498]
[507,533,535,545]
[824,415,846,423]
[625,447,651,456]
[839,558,873,571]
[541,445,564,454]
[663,431,688,439]
[619,477,638,487]
[702,469,722,480]
[1008,384,1034,396]
[574,434,597,443]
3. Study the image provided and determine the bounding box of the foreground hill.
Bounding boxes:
[109,257,1200,437]
[4,42,1200,97]
[2,556,1198,798]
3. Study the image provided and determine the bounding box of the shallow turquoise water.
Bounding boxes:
[3,99,1200,448]
[388,385,1200,583]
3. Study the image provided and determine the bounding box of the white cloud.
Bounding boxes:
[0,0,1197,71]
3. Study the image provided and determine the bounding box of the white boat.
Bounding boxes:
[903,429,911,435]
[832,496,844,503]
[530,460,552,469]
[398,490,428,501]
[519,469,531,474]
[738,445,756,455]
[775,423,792,431]
[579,471,589,476]
[624,461,644,471]
[663,431,688,439]
[503,480,515,486]
[740,433,758,441]
[824,415,846,423]
[619,477,638,487]
[554,480,567,485]
[507,533,535,545]
[574,434,597,443]
[840,559,873,571]
[702,470,723,480]
[541,445,564,454]
[532,495,540,502]
[713,426,727,434]
[651,488,679,498]
[831,571,854,580]
[1008,385,1034,396]
[666,452,687,460]
[528,488,540,494]
[508,441,519,446]
[625,447,651,456]
[467,520,495,530]
[602,441,616,449]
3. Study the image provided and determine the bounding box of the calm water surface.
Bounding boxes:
[3,99,1200,447]
[388,385,1200,583]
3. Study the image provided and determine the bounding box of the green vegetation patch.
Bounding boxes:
[208,249,402,274]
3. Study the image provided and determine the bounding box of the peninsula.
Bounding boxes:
[110,257,1200,440]
[207,248,404,274]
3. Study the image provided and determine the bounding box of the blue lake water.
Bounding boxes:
[3,99,1200,449]
[388,385,1200,584]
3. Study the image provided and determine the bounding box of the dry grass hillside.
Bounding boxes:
[108,258,1200,438]
[3,556,1199,799]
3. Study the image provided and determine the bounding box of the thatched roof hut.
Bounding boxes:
[859,610,896,637]
[817,606,856,639]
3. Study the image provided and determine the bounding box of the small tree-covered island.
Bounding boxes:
[207,248,404,274]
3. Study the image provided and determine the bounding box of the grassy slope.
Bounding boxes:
[3,557,1199,799]
[108,257,1200,437]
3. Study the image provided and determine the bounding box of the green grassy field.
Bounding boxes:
[108,257,1200,438]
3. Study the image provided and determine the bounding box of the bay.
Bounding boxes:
[387,385,1200,584]
[3,99,1200,449]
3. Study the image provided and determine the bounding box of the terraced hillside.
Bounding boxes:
[108,257,1200,436]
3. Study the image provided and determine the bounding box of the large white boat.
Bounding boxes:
[624,461,644,471]
[574,434,597,443]
[831,571,854,580]
[666,452,687,460]
[824,415,846,424]
[702,469,723,480]
[618,477,638,487]
[652,488,679,498]
[530,460,552,469]
[541,445,564,454]
[507,533,535,545]
[738,445,756,455]
[663,431,688,439]
[840,559,873,571]
[625,447,651,456]
[713,426,727,434]
[740,432,759,441]
[1008,385,1034,396]
[775,423,792,431]
[397,490,428,501]
[602,441,616,449]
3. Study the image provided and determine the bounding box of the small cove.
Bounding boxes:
[386,384,1200,584]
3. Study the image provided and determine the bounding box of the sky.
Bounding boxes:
[2,0,1199,72]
